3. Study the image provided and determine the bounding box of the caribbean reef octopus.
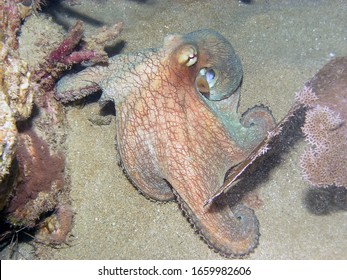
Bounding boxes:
[56,30,275,257]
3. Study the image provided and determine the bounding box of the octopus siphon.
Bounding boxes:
[56,30,275,257]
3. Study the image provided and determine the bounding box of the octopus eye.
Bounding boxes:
[205,68,216,86]
[177,45,198,67]
[195,67,219,99]
[196,76,210,98]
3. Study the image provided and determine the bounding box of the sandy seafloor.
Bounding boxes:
[3,0,347,260]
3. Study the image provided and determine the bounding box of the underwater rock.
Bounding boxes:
[0,94,17,208]
[0,6,67,247]
[0,0,35,209]
[0,1,123,252]
[0,0,34,122]
[36,204,74,245]
[6,128,65,227]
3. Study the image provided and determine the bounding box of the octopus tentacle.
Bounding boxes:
[120,165,175,201]
[239,105,276,151]
[118,153,175,201]
[54,84,101,103]
[55,64,107,102]
[173,182,259,257]
[241,105,275,130]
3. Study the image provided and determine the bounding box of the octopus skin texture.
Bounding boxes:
[56,30,275,257]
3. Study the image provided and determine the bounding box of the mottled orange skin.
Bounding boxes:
[56,30,275,257]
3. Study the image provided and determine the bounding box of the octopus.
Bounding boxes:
[56,30,275,257]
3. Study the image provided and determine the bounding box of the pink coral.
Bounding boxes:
[296,57,347,188]
[302,105,343,149]
[33,20,123,107]
[295,85,318,106]
[300,105,346,187]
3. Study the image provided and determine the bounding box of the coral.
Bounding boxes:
[47,20,85,64]
[36,204,74,245]
[0,0,35,208]
[30,0,46,13]
[33,20,123,106]
[301,105,342,148]
[0,0,34,121]
[82,22,124,57]
[18,14,65,69]
[51,21,124,103]
[0,93,17,185]
[1,1,122,249]
[6,129,65,227]
[295,57,347,188]
[294,85,318,106]
[17,0,43,16]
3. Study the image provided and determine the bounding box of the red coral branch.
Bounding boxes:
[48,20,84,64]
[63,50,100,65]
[32,20,123,107]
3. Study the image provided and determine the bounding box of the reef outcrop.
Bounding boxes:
[0,0,123,252]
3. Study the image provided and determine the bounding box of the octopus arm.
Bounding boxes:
[172,174,259,257]
[55,65,106,103]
